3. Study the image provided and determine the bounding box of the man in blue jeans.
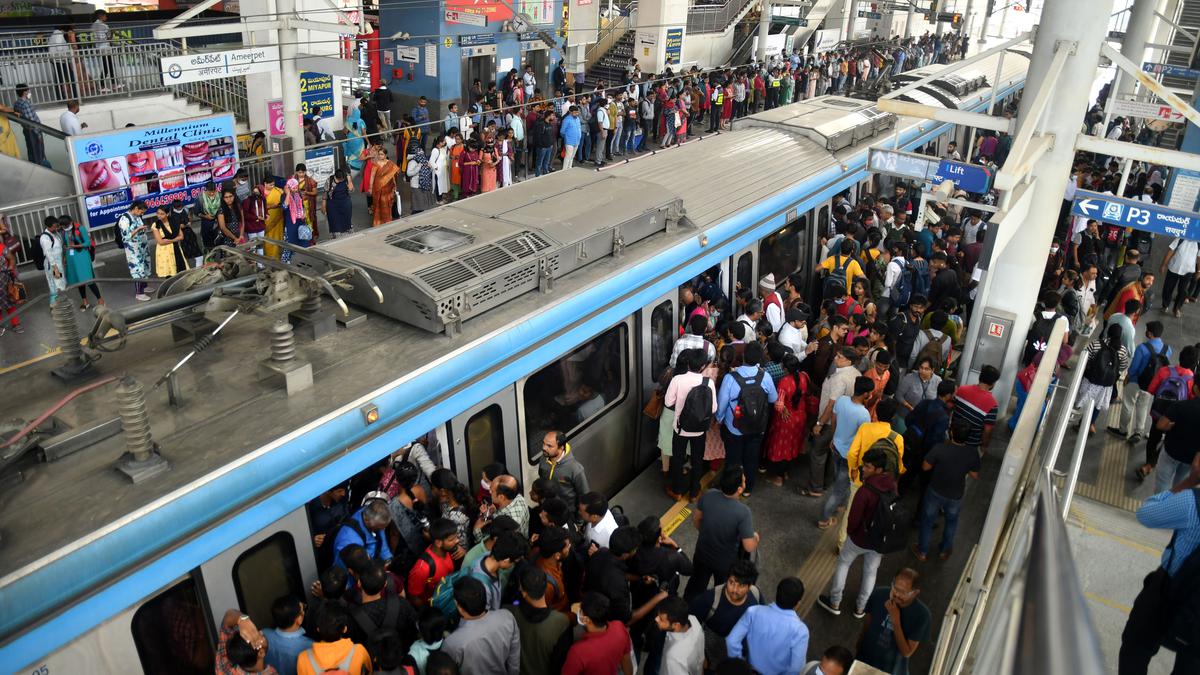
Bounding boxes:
[817,377,874,529]
[912,417,980,562]
[1153,378,1200,494]
[531,109,556,176]
[715,341,777,497]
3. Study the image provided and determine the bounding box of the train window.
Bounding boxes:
[232,532,305,628]
[649,300,673,378]
[465,404,505,482]
[758,219,804,284]
[735,253,752,294]
[523,325,628,463]
[131,577,214,675]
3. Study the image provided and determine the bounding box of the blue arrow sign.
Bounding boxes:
[932,159,992,194]
[1071,190,1200,239]
[1142,62,1200,79]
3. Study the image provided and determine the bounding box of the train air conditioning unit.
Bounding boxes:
[302,172,686,334]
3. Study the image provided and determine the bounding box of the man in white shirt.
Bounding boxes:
[1159,237,1200,316]
[944,141,961,161]
[1080,263,1099,321]
[47,25,74,100]
[579,491,619,549]
[91,10,119,90]
[882,242,907,313]
[58,100,85,135]
[759,274,785,333]
[777,308,810,357]
[522,65,536,100]
[312,107,334,141]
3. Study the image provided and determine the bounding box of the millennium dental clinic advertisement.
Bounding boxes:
[69,113,239,228]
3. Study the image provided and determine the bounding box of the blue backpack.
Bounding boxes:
[421,553,492,618]
[910,258,931,298]
[1152,367,1193,418]
[890,259,914,306]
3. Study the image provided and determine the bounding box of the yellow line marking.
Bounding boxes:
[0,347,61,374]
[659,470,716,535]
[1075,522,1164,557]
[1084,591,1132,614]
[797,523,841,617]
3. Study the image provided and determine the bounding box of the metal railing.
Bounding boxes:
[586,8,636,69]
[0,111,72,173]
[0,40,250,126]
[0,41,177,108]
[1,195,86,266]
[687,0,763,35]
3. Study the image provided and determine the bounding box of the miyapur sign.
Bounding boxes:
[68,114,239,228]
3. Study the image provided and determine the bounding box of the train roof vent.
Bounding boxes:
[415,259,477,292]
[386,224,476,254]
[933,70,988,97]
[461,244,516,274]
[497,231,554,258]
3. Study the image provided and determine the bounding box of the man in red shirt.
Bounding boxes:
[953,365,1000,450]
[407,518,460,607]
[563,592,634,675]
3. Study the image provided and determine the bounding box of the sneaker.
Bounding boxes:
[853,607,867,619]
[817,595,841,616]
[1128,433,1143,444]
[1106,426,1126,438]
[135,293,151,301]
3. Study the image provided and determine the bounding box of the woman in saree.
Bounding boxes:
[369,144,400,226]
[262,180,285,259]
[459,140,482,197]
[343,107,368,178]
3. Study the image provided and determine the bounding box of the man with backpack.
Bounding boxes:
[715,341,778,496]
[506,566,572,675]
[912,417,980,562]
[1118,453,1200,675]
[665,348,719,500]
[687,560,760,668]
[296,604,372,675]
[819,240,866,301]
[909,310,951,372]
[881,242,913,319]
[1113,321,1171,444]
[901,380,956,496]
[817,447,902,619]
[467,531,527,611]
[407,519,461,608]
[887,295,927,370]
[1138,347,1197,484]
[348,564,418,668]
[817,377,875,531]
[332,497,393,570]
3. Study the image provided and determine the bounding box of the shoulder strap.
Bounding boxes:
[306,649,321,672]
[886,431,898,443]
[339,648,356,670]
[350,604,377,637]
[419,550,437,583]
[708,584,724,620]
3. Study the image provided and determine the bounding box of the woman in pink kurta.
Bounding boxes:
[763,354,811,486]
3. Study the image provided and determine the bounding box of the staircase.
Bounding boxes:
[790,0,841,49]
[1154,0,1200,149]
[590,29,637,86]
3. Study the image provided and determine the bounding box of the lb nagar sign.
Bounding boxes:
[161,46,279,86]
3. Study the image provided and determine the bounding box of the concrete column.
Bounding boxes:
[277,0,306,163]
[973,0,1115,404]
[757,0,771,63]
[964,0,977,40]
[1117,0,1164,100]
[843,0,858,42]
[905,1,916,38]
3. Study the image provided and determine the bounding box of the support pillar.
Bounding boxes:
[974,0,1115,404]
[964,0,976,40]
[277,0,306,166]
[1116,0,1163,100]
[757,0,770,63]
[843,0,858,43]
[905,0,915,39]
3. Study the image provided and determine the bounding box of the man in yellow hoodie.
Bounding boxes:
[841,398,905,549]
[296,604,372,675]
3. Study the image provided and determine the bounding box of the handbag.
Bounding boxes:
[642,389,665,420]
[7,280,26,303]
[298,223,313,242]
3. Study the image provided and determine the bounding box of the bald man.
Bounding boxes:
[491,474,531,536]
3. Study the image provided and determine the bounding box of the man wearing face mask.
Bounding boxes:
[232,168,252,201]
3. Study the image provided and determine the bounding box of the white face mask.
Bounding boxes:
[577,613,587,626]
[481,478,491,492]
[1050,246,1059,255]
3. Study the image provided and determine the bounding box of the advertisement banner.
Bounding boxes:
[300,71,335,118]
[304,146,336,187]
[267,99,285,135]
[445,0,512,21]
[69,114,239,228]
[665,28,683,66]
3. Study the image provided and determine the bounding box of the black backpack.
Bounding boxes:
[349,594,403,666]
[862,483,910,554]
[28,231,51,271]
[1021,312,1061,366]
[678,377,715,433]
[731,369,770,434]
[1085,341,1120,387]
[1138,343,1171,390]
[822,254,852,297]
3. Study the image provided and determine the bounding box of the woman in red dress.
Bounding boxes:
[764,354,811,487]
[721,83,734,129]
[460,140,482,197]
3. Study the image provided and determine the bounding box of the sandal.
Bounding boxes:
[816,517,837,529]
[799,488,824,498]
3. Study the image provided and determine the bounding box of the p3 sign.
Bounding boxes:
[1072,190,1200,240]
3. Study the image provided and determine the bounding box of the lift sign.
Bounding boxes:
[1071,190,1200,240]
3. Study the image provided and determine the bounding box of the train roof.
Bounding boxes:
[0,50,1030,665]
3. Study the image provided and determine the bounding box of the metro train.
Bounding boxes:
[1,50,1030,673]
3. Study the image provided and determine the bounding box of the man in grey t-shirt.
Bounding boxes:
[683,465,759,601]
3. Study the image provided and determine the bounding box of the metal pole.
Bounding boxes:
[1117,0,1164,100]
[757,0,771,63]
[905,0,916,39]
[964,0,977,40]
[277,0,306,168]
[844,0,857,43]
[997,0,1009,38]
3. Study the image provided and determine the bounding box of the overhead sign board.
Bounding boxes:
[772,15,808,26]
[160,45,278,86]
[665,27,684,66]
[299,71,334,118]
[1107,97,1184,122]
[1143,62,1200,79]
[857,10,882,19]
[459,33,497,47]
[1071,189,1200,239]
[868,147,992,194]
[445,9,488,26]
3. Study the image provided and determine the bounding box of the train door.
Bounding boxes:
[637,294,676,467]
[729,248,756,307]
[518,319,636,496]
[447,391,521,491]
[197,509,317,634]
[759,214,808,294]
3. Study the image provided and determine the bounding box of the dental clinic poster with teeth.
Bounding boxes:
[68,113,239,228]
